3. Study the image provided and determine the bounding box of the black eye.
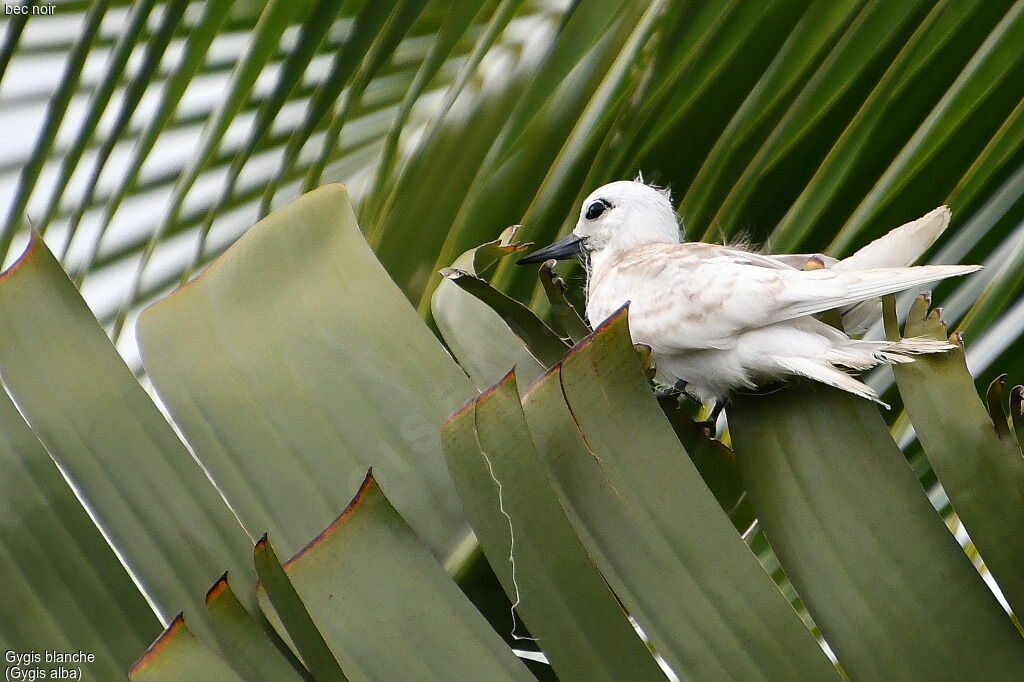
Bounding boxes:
[585,200,609,220]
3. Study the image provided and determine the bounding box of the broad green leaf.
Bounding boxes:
[0,234,254,627]
[275,472,534,681]
[729,383,1024,679]
[431,228,544,389]
[204,574,309,682]
[986,375,1013,440]
[0,386,158,680]
[130,616,245,682]
[523,311,840,681]
[138,185,474,561]
[537,260,590,343]
[1013,385,1024,454]
[885,295,1024,616]
[254,536,346,682]
[657,398,755,533]
[442,371,665,681]
[441,268,568,367]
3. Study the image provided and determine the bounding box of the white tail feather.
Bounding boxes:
[775,357,887,407]
[886,336,955,354]
[777,336,953,407]
[826,336,954,369]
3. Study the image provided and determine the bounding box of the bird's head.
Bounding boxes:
[517,179,680,265]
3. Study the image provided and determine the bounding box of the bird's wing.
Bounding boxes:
[709,248,800,269]
[697,245,837,271]
[832,206,951,331]
[708,208,950,330]
[610,245,979,351]
[622,244,832,271]
[833,206,950,271]
[769,263,980,322]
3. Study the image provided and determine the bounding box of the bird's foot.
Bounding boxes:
[654,379,689,400]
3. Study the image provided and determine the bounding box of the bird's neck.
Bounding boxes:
[587,236,676,275]
[585,239,670,308]
[587,247,619,280]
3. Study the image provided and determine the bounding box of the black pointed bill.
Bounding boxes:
[516,234,585,264]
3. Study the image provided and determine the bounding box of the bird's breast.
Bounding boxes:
[586,258,734,352]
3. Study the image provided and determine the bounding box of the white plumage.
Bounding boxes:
[519,180,981,407]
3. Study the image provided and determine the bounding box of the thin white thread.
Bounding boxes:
[480,447,539,643]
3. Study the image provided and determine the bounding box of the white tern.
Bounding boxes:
[518,180,980,410]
